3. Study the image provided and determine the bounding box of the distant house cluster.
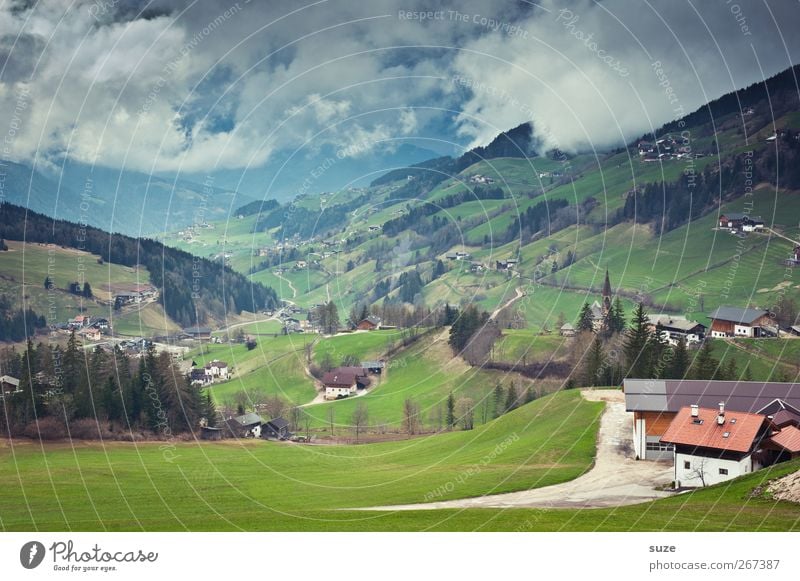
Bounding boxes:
[114,284,157,307]
[214,413,294,441]
[446,251,471,261]
[282,305,310,334]
[625,378,800,488]
[717,213,764,234]
[321,361,384,400]
[784,245,800,267]
[189,359,229,386]
[495,258,518,271]
[469,174,495,185]
[708,306,775,338]
[355,316,381,331]
[646,314,705,345]
[182,326,212,340]
[637,135,699,162]
[0,374,21,397]
[55,314,111,341]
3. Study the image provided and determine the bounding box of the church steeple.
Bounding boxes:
[602,269,612,320]
[602,269,612,299]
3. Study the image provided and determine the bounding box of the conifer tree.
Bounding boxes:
[504,383,518,412]
[583,337,606,386]
[577,302,594,332]
[692,340,719,380]
[493,383,504,418]
[610,297,626,334]
[668,336,690,379]
[623,302,652,378]
[446,392,456,429]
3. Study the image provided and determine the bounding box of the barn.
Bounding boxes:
[624,378,800,460]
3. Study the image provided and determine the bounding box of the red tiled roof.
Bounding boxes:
[769,425,800,453]
[660,406,769,453]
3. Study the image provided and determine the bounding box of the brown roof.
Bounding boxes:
[660,406,770,453]
[624,379,800,414]
[772,409,800,428]
[769,425,800,453]
[336,366,367,377]
[322,371,357,387]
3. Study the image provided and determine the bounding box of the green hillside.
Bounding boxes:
[0,389,603,531]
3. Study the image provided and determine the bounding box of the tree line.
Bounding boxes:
[0,295,47,342]
[0,332,215,439]
[574,303,765,388]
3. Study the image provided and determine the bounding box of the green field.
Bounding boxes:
[311,330,398,366]
[0,389,604,531]
[710,338,800,381]
[190,337,317,406]
[304,330,538,430]
[493,330,571,364]
[111,302,181,337]
[3,388,800,531]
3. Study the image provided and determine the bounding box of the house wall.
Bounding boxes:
[633,412,677,460]
[325,386,352,399]
[710,320,734,337]
[674,451,753,488]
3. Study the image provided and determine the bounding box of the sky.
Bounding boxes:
[0,0,798,182]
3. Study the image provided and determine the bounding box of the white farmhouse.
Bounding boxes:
[660,404,773,488]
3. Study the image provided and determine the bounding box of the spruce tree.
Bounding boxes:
[524,386,536,404]
[576,302,594,332]
[493,383,504,418]
[204,392,219,427]
[668,336,690,379]
[504,383,518,412]
[723,357,738,381]
[692,339,719,380]
[446,392,456,429]
[610,297,626,334]
[583,337,606,386]
[623,302,652,378]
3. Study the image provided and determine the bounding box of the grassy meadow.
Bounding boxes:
[0,389,603,531]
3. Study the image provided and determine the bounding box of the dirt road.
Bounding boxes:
[489,286,525,321]
[359,389,674,510]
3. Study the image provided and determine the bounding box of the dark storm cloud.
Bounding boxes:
[0,0,796,173]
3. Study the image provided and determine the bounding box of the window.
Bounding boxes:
[645,442,674,452]
[684,461,691,469]
[719,468,729,475]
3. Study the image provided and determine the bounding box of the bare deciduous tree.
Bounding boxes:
[351,403,369,443]
[262,395,287,421]
[462,321,501,366]
[457,397,474,430]
[403,398,420,435]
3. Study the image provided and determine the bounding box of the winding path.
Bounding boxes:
[358,389,674,511]
[274,270,298,299]
[489,286,525,321]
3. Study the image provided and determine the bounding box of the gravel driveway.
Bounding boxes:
[361,389,674,511]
